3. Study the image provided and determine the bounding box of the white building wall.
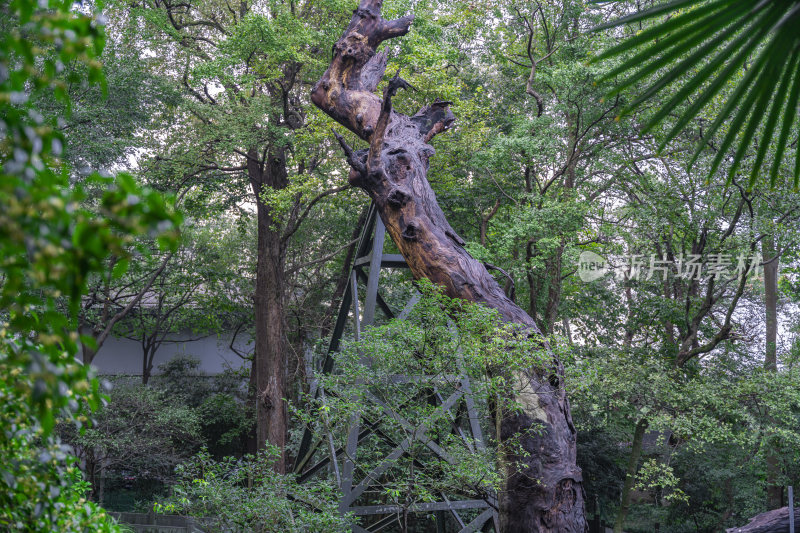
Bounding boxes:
[90,332,250,376]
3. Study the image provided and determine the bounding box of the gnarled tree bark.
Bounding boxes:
[311,2,587,531]
[727,506,800,533]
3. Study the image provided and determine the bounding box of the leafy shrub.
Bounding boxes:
[59,381,202,504]
[294,282,548,523]
[155,449,349,533]
[155,355,251,458]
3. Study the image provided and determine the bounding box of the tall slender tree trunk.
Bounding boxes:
[97,463,106,505]
[543,243,565,334]
[87,451,100,502]
[311,2,587,530]
[81,339,98,365]
[540,113,579,334]
[141,331,159,385]
[614,417,648,533]
[526,113,577,335]
[249,147,289,472]
[141,344,154,385]
[763,235,782,509]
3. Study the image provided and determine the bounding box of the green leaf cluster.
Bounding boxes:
[0,0,181,529]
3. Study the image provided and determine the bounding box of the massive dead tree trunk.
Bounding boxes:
[311,2,587,531]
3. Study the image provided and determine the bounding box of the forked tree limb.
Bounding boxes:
[311,1,587,531]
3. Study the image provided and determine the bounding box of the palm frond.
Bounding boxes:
[593,0,800,189]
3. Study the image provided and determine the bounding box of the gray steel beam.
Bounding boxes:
[354,253,408,269]
[350,500,489,516]
[458,508,495,533]
[361,217,385,327]
[355,268,395,320]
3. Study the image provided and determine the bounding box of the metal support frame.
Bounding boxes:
[293,203,498,532]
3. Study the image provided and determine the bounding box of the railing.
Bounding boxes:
[109,512,206,533]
